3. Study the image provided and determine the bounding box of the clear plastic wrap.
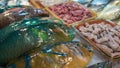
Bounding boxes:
[8,0,30,6]
[99,6,120,20]
[88,61,120,68]
[71,0,92,6]
[117,19,120,25]
[0,18,75,65]
[88,0,111,12]
[0,0,30,6]
[0,0,9,7]
[98,0,120,20]
[7,41,93,68]
[88,61,112,68]
[0,6,49,29]
[29,0,70,7]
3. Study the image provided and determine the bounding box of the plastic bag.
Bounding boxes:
[0,0,9,7]
[0,0,30,7]
[71,0,92,6]
[7,41,93,68]
[88,61,120,68]
[88,0,111,12]
[88,61,111,68]
[29,0,70,7]
[0,19,75,65]
[98,0,120,20]
[0,6,49,29]
[8,0,30,6]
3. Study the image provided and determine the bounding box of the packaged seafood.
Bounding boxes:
[0,0,9,7]
[8,0,30,6]
[29,0,69,7]
[0,17,60,42]
[76,19,120,59]
[7,41,93,68]
[117,19,120,25]
[47,2,96,25]
[71,0,92,5]
[0,5,26,14]
[98,0,120,20]
[0,6,49,29]
[109,0,120,6]
[88,61,112,68]
[87,0,111,12]
[88,61,120,68]
[0,0,30,6]
[98,6,120,20]
[0,19,75,65]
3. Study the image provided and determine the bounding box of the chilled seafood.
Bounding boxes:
[0,0,9,7]
[70,0,92,5]
[49,2,93,24]
[88,61,120,68]
[117,19,120,25]
[98,0,120,20]
[0,6,49,29]
[109,0,120,6]
[0,5,29,13]
[77,20,120,58]
[7,41,93,68]
[29,0,69,7]
[88,61,112,68]
[0,20,75,65]
[48,41,93,68]
[0,18,52,42]
[8,0,30,6]
[99,6,120,20]
[0,0,30,6]
[88,0,111,12]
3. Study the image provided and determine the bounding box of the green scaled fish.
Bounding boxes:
[0,20,75,65]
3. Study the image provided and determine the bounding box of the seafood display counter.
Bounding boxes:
[0,0,120,68]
